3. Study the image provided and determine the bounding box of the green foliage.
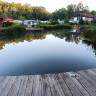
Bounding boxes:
[84,21,89,25]
[2,13,8,19]
[51,8,67,20]
[79,26,91,32]
[79,26,96,42]
[0,1,50,20]
[0,24,26,35]
[51,2,89,20]
[3,22,14,27]
[40,24,72,30]
[51,21,59,25]
[64,17,69,23]
[69,22,77,25]
[79,17,84,25]
[18,16,25,21]
[90,10,96,15]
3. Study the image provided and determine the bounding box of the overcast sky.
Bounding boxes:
[2,0,96,12]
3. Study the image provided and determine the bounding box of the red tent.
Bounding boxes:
[3,18,15,21]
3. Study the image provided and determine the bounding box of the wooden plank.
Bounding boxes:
[41,74,52,96]
[61,73,83,96]
[26,28,44,31]
[75,72,96,96]
[18,76,28,96]
[51,74,65,96]
[92,68,96,73]
[7,76,24,96]
[66,72,90,96]
[24,76,34,96]
[84,70,96,82]
[77,71,96,88]
[55,73,72,96]
[90,68,96,75]
[0,76,16,96]
[0,76,10,94]
[88,69,96,76]
[0,76,5,83]
[0,68,96,96]
[32,75,41,96]
[47,74,65,96]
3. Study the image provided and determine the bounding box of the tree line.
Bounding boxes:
[0,1,96,21]
[0,1,50,20]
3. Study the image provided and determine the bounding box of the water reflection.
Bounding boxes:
[0,30,83,49]
[0,29,95,53]
[0,29,96,76]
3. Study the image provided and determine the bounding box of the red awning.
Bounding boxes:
[3,18,15,21]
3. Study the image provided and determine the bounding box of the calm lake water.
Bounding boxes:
[0,30,96,76]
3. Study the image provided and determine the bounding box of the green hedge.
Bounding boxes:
[79,26,96,42]
[40,24,72,30]
[0,24,26,35]
[3,22,14,27]
[51,21,59,25]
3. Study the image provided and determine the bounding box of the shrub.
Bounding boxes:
[84,21,89,25]
[79,18,84,25]
[79,26,96,42]
[40,24,72,30]
[55,24,72,29]
[51,21,59,25]
[79,26,91,32]
[0,24,26,35]
[69,22,77,25]
[3,21,14,27]
[40,25,54,30]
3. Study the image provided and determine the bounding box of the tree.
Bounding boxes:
[64,17,69,23]
[51,8,67,20]
[2,13,7,19]
[90,10,96,15]
[0,1,50,20]
[79,17,84,25]
[67,4,74,18]
[18,16,25,21]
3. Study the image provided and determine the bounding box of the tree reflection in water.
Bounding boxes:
[0,29,96,55]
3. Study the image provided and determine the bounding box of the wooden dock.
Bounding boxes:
[0,68,96,96]
[26,28,44,31]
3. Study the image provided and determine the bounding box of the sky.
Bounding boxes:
[2,0,96,12]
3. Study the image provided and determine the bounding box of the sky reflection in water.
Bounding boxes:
[0,30,96,76]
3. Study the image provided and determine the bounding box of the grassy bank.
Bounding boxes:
[37,24,72,30]
[79,26,96,42]
[0,24,26,35]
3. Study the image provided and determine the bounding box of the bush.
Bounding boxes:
[3,21,14,27]
[79,18,84,25]
[51,21,59,25]
[55,24,72,29]
[69,22,77,25]
[79,26,96,42]
[84,21,89,25]
[0,24,26,35]
[79,26,91,32]
[40,24,72,30]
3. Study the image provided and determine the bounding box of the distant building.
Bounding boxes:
[40,21,50,23]
[58,19,64,24]
[69,13,95,23]
[14,20,23,24]
[94,16,96,21]
[24,20,37,27]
